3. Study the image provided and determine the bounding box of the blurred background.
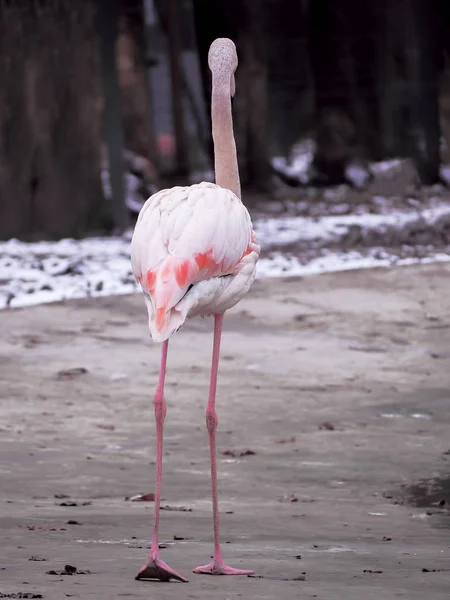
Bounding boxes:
[2,0,450,241]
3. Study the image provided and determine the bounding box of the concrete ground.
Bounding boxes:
[1,264,449,599]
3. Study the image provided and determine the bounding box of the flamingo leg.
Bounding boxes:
[193,314,254,576]
[135,340,188,583]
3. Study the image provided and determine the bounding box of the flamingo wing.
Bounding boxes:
[131,182,255,340]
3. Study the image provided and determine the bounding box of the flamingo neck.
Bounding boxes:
[211,74,241,199]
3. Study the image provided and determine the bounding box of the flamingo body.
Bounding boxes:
[131,181,260,342]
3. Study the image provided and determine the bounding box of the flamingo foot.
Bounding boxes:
[135,557,188,583]
[193,561,254,576]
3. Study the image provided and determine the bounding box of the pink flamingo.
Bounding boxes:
[130,38,260,582]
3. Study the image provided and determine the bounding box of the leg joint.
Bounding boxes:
[154,392,167,423]
[206,408,218,434]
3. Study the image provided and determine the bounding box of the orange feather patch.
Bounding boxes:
[142,237,255,335]
[195,251,211,270]
[156,307,166,329]
[174,260,191,287]
[145,270,156,293]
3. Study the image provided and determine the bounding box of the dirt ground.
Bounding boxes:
[1,264,450,600]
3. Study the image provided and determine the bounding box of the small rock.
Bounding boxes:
[279,493,299,503]
[127,492,155,502]
[221,449,236,457]
[363,569,383,574]
[64,565,77,575]
[46,564,91,576]
[319,422,335,431]
[56,368,88,381]
[240,449,256,457]
[0,594,43,599]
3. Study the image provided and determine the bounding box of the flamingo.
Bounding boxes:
[130,38,260,582]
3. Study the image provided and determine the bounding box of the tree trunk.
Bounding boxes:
[309,0,380,181]
[309,0,357,183]
[406,0,441,184]
[376,0,397,157]
[165,0,189,176]
[0,0,107,240]
[265,0,314,157]
[118,0,159,170]
[191,0,226,164]
[98,0,128,233]
[234,2,271,191]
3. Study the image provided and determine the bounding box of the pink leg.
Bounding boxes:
[193,314,254,576]
[135,340,188,583]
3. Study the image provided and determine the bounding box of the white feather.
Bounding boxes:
[130,182,260,342]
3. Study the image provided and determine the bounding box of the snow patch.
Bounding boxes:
[271,138,315,184]
[257,250,450,279]
[0,237,137,309]
[2,205,450,310]
[254,204,450,247]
